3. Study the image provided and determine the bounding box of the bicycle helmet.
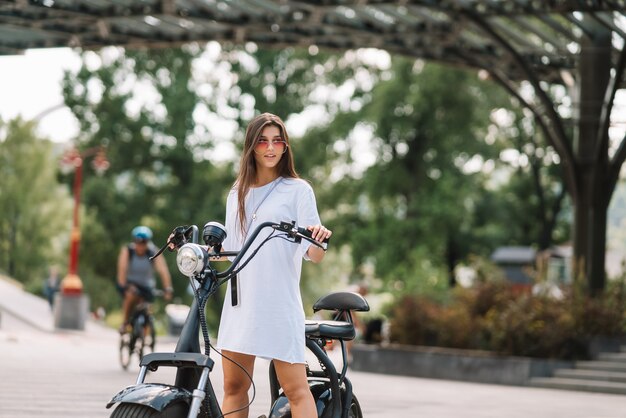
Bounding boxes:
[131,225,153,241]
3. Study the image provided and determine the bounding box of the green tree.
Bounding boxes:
[62,44,386,308]
[489,107,570,250]
[60,44,574,312]
[301,58,573,293]
[62,46,234,317]
[296,60,510,291]
[0,118,73,286]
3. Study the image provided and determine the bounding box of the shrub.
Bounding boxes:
[569,278,626,336]
[483,294,585,359]
[388,280,626,360]
[389,295,440,346]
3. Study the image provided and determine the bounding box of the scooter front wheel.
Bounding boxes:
[110,402,189,418]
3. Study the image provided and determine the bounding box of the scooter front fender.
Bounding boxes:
[106,383,191,411]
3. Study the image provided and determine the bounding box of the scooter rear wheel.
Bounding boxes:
[348,393,363,418]
[110,402,189,418]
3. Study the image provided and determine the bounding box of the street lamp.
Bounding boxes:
[55,146,110,329]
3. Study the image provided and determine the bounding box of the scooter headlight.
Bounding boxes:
[176,243,207,276]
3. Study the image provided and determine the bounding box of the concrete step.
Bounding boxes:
[555,368,626,383]
[576,361,626,373]
[599,352,626,362]
[530,377,626,395]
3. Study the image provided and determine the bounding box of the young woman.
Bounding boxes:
[217,112,332,418]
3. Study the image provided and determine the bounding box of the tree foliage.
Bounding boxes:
[54,44,572,314]
[0,118,72,286]
[293,59,513,290]
[293,57,571,293]
[61,44,387,312]
[61,46,233,314]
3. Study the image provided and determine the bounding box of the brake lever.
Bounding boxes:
[276,221,330,250]
[150,243,169,261]
[299,233,327,251]
[150,225,192,261]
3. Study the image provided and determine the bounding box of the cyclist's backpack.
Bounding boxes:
[127,244,155,263]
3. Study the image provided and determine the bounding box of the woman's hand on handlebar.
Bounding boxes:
[305,224,332,264]
[306,224,332,243]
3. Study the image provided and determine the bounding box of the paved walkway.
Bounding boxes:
[0,276,625,418]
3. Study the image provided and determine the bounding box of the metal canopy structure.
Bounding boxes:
[0,1,623,87]
[2,0,626,294]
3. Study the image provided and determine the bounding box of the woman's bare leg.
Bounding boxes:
[222,350,256,418]
[273,360,316,418]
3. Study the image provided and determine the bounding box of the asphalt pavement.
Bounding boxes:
[0,275,625,418]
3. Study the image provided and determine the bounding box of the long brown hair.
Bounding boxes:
[235,113,299,236]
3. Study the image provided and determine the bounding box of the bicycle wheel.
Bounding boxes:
[119,334,132,371]
[144,316,156,353]
[110,401,188,418]
[134,328,146,361]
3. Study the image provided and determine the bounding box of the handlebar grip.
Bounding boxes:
[297,226,330,244]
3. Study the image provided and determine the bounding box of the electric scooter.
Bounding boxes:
[106,220,368,418]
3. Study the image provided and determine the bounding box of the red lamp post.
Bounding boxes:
[59,146,110,295]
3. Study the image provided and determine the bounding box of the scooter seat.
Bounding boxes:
[312,291,370,313]
[305,320,355,340]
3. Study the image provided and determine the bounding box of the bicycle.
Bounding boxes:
[106,220,369,418]
[119,287,162,370]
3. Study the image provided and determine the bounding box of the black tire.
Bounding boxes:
[142,318,156,354]
[137,336,145,361]
[348,393,363,418]
[148,319,156,352]
[110,402,188,418]
[133,319,146,361]
[119,334,132,371]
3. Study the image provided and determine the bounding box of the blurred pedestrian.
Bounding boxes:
[345,283,368,363]
[43,265,61,310]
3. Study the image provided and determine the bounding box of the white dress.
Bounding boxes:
[216,177,321,364]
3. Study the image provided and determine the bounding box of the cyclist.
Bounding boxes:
[117,225,173,334]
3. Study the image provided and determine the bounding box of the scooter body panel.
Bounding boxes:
[106,383,191,411]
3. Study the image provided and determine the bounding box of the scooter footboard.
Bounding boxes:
[106,383,191,411]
